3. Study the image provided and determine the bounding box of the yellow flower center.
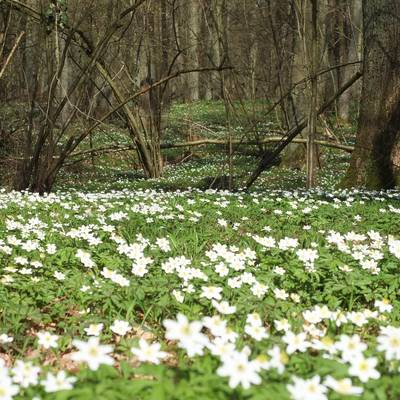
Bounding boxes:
[307,383,317,393]
[359,361,368,371]
[89,347,99,357]
[236,363,246,373]
[181,325,191,335]
[337,380,351,392]
[280,352,289,364]
[390,338,400,347]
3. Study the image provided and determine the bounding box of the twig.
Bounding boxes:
[0,31,25,80]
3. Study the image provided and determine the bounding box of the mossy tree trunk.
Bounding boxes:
[342,0,400,189]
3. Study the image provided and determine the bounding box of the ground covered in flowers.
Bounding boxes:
[1,184,400,399]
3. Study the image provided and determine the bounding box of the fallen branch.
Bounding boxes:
[64,137,353,162]
[160,138,354,152]
[69,145,135,159]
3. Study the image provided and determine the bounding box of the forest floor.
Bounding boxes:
[57,99,355,192]
[1,102,400,400]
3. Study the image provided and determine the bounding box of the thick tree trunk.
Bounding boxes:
[342,0,400,189]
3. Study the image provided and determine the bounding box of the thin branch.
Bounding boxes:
[264,60,362,118]
[246,71,362,189]
[0,31,25,80]
[72,65,234,148]
[4,0,41,19]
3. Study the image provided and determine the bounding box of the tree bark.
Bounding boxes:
[280,0,309,168]
[306,0,318,188]
[324,0,362,121]
[342,0,400,189]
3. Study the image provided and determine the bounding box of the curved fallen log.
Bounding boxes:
[63,137,353,164]
[159,137,354,152]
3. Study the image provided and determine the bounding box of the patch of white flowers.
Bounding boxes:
[0,187,399,399]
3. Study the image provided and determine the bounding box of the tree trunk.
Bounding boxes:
[187,0,200,101]
[324,0,361,121]
[342,0,400,189]
[280,0,308,168]
[306,0,318,188]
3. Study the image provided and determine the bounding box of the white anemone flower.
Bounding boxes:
[131,339,168,364]
[71,337,114,370]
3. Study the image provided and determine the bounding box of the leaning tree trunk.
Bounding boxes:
[342,0,400,189]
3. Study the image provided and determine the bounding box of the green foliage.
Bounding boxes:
[0,182,400,398]
[1,100,398,400]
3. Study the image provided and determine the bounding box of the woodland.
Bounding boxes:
[0,1,400,400]
[0,0,399,192]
